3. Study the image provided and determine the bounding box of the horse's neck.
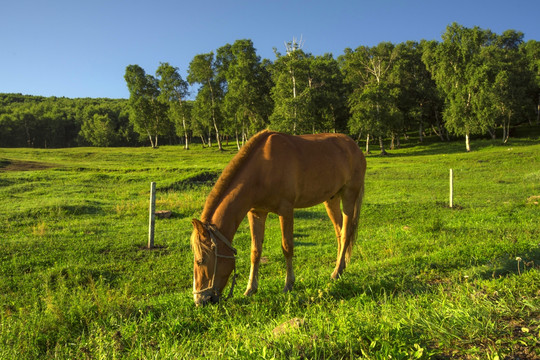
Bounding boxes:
[203,186,252,243]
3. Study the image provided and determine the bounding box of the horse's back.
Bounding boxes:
[252,132,365,209]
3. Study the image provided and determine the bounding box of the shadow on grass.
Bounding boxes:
[326,244,540,302]
[363,125,540,158]
[481,245,540,279]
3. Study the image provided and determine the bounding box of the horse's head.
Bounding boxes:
[190,219,236,306]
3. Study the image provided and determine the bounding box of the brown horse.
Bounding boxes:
[191,130,366,305]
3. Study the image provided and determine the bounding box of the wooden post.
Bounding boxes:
[449,169,453,208]
[148,182,156,249]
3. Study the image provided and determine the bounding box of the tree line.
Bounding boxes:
[0,94,138,148]
[2,23,539,151]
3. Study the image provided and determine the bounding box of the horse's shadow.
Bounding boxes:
[307,244,540,303]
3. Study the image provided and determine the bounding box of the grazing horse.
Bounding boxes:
[191,130,366,306]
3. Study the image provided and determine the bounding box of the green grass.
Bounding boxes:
[1,133,539,359]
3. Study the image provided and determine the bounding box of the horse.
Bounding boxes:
[190,130,366,306]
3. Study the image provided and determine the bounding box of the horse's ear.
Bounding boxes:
[192,218,206,235]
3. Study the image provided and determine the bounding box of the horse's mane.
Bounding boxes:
[201,130,274,221]
[190,230,210,260]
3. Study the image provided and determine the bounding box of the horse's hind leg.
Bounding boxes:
[324,196,343,258]
[245,210,268,296]
[279,209,296,292]
[331,186,363,279]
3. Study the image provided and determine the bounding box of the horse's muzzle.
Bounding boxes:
[194,290,220,306]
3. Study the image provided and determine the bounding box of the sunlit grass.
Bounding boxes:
[1,134,539,359]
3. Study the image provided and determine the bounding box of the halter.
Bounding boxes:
[193,223,238,302]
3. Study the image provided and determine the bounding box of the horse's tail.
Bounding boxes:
[345,181,364,264]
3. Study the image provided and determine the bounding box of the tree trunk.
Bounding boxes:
[291,67,297,135]
[147,130,155,148]
[418,122,423,143]
[465,133,471,152]
[503,113,511,144]
[379,136,387,155]
[365,133,370,154]
[435,112,444,141]
[235,129,241,150]
[200,135,206,147]
[182,115,189,150]
[537,94,540,125]
[212,122,222,150]
[207,79,222,150]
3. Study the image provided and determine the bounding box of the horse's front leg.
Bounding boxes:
[279,209,295,292]
[245,210,267,296]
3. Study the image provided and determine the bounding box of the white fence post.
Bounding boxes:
[148,182,156,249]
[449,169,453,208]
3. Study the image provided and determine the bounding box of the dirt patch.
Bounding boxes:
[0,159,58,172]
[272,318,307,336]
[527,195,540,205]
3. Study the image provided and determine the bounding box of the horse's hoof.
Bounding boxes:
[244,288,257,296]
[282,283,294,293]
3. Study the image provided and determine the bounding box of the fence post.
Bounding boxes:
[148,182,156,249]
[449,169,453,208]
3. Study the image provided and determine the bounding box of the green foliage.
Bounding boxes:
[2,22,540,151]
[423,23,536,150]
[342,43,405,153]
[1,133,539,358]
[188,53,225,149]
[269,44,312,134]
[0,94,134,148]
[217,39,273,140]
[124,65,172,148]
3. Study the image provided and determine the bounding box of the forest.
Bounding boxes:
[1,23,539,152]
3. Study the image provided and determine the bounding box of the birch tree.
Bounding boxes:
[187,53,224,150]
[124,65,168,148]
[217,39,273,146]
[270,38,311,134]
[156,62,190,149]
[342,42,401,154]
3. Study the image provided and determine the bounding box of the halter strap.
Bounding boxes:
[193,223,238,301]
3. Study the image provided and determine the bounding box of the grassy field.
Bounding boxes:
[1,130,539,359]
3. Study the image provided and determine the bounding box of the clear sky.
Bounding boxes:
[1,0,538,99]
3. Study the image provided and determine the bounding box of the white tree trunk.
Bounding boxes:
[365,133,370,154]
[379,136,387,155]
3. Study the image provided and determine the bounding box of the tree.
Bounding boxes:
[306,54,348,133]
[80,113,117,146]
[522,40,540,125]
[393,41,443,144]
[342,42,401,154]
[270,39,311,134]
[480,30,534,142]
[187,53,224,150]
[217,39,273,147]
[156,62,190,149]
[424,24,535,150]
[124,65,169,148]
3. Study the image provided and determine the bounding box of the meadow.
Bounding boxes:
[1,130,539,359]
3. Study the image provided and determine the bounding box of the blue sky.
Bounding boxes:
[1,0,539,99]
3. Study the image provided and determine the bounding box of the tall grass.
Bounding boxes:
[1,132,539,359]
